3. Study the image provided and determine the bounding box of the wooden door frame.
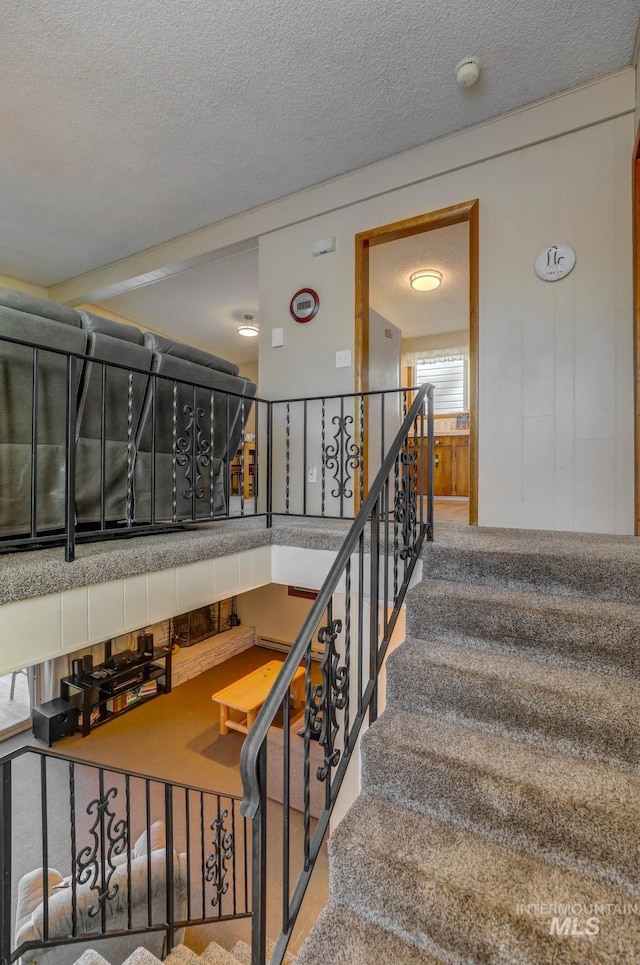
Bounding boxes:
[355,199,479,524]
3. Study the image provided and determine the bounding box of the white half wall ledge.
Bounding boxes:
[0,543,420,676]
[270,544,423,598]
[0,545,272,675]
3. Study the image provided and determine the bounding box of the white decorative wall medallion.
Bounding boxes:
[534,244,576,282]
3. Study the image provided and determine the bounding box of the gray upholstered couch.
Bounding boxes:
[14,821,186,965]
[0,287,255,536]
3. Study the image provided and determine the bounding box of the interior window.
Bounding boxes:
[414,355,468,414]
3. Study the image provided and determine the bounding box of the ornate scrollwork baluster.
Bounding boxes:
[205,808,234,908]
[323,415,362,500]
[126,371,134,524]
[177,404,212,503]
[393,445,418,560]
[75,785,128,918]
[209,391,215,518]
[308,615,349,789]
[172,382,178,521]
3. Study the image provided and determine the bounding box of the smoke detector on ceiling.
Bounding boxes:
[455,57,481,88]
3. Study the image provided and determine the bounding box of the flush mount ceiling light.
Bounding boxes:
[238,313,259,337]
[410,269,442,292]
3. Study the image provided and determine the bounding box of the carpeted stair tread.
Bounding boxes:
[199,941,242,964]
[295,901,443,964]
[406,579,640,676]
[73,953,113,965]
[330,794,640,963]
[123,951,164,965]
[387,637,640,767]
[362,707,640,893]
[421,524,640,603]
[164,942,228,965]
[230,939,295,964]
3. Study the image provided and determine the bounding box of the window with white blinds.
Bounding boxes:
[415,355,467,414]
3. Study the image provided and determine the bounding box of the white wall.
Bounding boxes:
[0,541,421,679]
[0,547,272,675]
[636,61,640,141]
[259,82,635,534]
[236,583,314,643]
[0,275,48,297]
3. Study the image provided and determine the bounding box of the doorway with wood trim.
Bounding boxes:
[355,200,479,524]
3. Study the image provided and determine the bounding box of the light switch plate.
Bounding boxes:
[336,349,351,368]
[272,327,284,348]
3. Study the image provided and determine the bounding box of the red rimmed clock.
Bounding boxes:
[290,288,319,323]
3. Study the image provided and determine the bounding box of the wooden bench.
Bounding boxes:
[211,660,305,736]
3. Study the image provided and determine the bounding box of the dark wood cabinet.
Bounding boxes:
[433,441,453,496]
[409,434,469,497]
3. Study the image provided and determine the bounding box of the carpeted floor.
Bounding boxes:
[298,524,640,963]
[432,498,469,523]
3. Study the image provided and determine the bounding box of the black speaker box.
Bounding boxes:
[138,633,154,654]
[72,658,83,677]
[83,654,93,673]
[32,698,78,747]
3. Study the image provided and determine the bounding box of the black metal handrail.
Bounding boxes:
[0,746,250,965]
[239,382,434,965]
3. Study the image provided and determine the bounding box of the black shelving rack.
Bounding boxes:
[60,646,172,737]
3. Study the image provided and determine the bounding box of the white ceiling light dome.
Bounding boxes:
[410,269,442,292]
[238,313,259,337]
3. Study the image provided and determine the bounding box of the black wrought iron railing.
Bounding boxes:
[0,331,417,561]
[0,330,434,963]
[239,383,434,965]
[0,746,250,965]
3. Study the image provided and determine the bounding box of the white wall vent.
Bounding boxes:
[312,236,336,256]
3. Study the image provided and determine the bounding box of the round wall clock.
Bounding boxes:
[290,288,319,323]
[534,244,576,282]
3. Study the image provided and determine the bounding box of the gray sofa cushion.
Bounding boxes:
[139,353,253,457]
[0,284,254,534]
[75,331,153,524]
[79,310,145,345]
[0,287,81,327]
[134,354,237,522]
[0,307,87,534]
[143,332,240,377]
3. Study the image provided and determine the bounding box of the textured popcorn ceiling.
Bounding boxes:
[370,223,469,338]
[1,0,636,285]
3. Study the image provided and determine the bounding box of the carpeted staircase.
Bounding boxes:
[297,524,640,963]
[74,938,295,965]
